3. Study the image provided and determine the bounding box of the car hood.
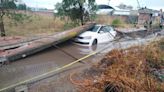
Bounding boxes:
[79,31,97,37]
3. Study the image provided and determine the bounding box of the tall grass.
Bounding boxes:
[3,11,73,37]
[72,38,164,92]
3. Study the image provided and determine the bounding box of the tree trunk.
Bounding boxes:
[79,5,84,25]
[0,19,6,37]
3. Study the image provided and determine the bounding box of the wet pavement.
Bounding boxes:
[0,40,104,90]
[27,34,164,92]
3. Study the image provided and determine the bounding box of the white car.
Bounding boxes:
[74,25,117,46]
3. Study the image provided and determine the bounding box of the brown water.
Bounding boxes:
[0,41,102,89]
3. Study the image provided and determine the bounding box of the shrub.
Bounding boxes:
[112,19,122,27]
[74,38,164,92]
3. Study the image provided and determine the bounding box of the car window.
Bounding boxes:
[106,26,112,31]
[99,26,109,33]
[88,25,100,32]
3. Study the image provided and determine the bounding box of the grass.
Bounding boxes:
[3,11,75,37]
[71,38,164,92]
[3,13,138,37]
[95,15,134,28]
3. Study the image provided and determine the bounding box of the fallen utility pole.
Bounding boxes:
[0,23,95,63]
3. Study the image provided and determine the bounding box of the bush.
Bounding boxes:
[112,19,122,27]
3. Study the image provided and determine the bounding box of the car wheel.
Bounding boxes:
[92,39,97,46]
[91,39,97,51]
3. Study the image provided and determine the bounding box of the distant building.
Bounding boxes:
[113,9,131,16]
[112,5,138,16]
[96,4,114,15]
[27,7,54,16]
[96,4,138,23]
[138,8,154,25]
[96,4,138,16]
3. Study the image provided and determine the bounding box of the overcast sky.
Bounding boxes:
[23,0,164,10]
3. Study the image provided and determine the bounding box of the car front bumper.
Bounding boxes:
[74,38,92,46]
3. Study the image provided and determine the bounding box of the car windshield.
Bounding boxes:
[88,25,100,32]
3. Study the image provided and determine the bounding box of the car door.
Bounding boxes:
[97,26,110,43]
[106,26,116,41]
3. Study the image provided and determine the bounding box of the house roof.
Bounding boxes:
[97,5,114,10]
[138,8,153,14]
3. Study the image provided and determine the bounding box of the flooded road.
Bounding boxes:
[0,30,163,91]
[0,40,104,89]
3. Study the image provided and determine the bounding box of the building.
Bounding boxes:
[138,8,155,25]
[96,4,114,15]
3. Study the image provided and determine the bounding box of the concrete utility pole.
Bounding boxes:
[0,23,95,63]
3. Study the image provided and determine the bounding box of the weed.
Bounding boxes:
[112,19,123,27]
[73,38,164,92]
[3,11,75,37]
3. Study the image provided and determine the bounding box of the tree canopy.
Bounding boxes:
[55,0,96,25]
[0,0,17,36]
[17,4,27,10]
[0,0,17,9]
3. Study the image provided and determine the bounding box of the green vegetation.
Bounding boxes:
[17,4,27,10]
[4,11,78,37]
[55,0,96,25]
[0,0,28,37]
[112,18,123,27]
[1,0,96,37]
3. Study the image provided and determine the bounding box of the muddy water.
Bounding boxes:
[0,40,104,89]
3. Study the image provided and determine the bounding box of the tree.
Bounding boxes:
[17,4,27,10]
[0,0,17,36]
[55,0,96,25]
[0,0,29,37]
